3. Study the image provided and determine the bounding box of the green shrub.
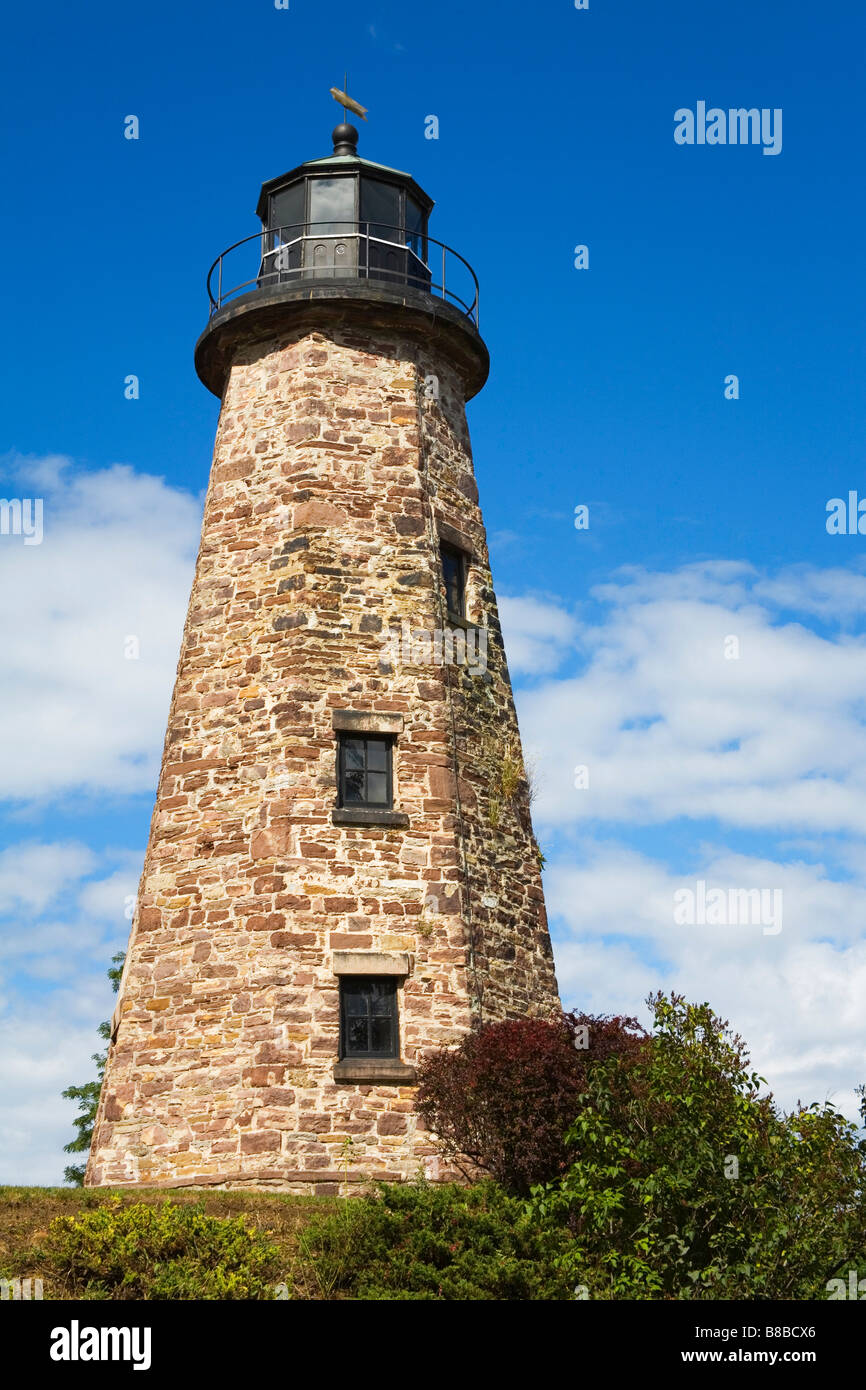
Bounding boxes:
[293,1180,572,1300]
[43,1196,283,1300]
[529,993,866,1300]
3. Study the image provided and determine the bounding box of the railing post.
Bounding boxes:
[441,245,446,304]
[217,256,222,309]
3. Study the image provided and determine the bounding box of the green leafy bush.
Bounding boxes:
[43,1196,283,1299]
[293,1180,572,1300]
[529,992,866,1300]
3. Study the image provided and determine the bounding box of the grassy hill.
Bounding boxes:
[0,1186,332,1299]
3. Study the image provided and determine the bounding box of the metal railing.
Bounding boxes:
[206,221,480,327]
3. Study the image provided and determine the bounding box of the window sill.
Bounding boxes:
[332,808,409,828]
[333,1058,417,1084]
[445,611,474,631]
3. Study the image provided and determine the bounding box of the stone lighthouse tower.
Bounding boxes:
[87,121,560,1192]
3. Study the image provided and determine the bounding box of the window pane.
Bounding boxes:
[309,177,355,235]
[343,986,368,1016]
[366,772,387,805]
[368,979,395,1006]
[341,978,397,1058]
[441,544,465,616]
[405,197,426,263]
[343,770,365,802]
[406,198,424,235]
[270,182,305,237]
[339,737,393,808]
[361,179,400,240]
[366,740,388,772]
[343,739,365,770]
[370,1016,395,1054]
[347,1018,369,1053]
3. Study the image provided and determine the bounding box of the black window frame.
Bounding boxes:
[339,976,399,1059]
[337,733,394,809]
[440,540,468,619]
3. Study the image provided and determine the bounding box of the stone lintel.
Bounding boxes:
[436,517,476,558]
[332,950,412,976]
[332,710,404,734]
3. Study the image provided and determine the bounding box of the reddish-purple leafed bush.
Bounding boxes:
[416,1012,647,1195]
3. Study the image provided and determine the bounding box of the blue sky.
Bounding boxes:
[1,0,865,1181]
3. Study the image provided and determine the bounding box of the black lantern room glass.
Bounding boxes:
[261,169,430,292]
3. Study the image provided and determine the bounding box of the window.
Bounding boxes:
[440,541,467,618]
[360,178,400,241]
[340,977,399,1059]
[404,196,426,261]
[308,177,355,235]
[269,182,305,240]
[338,735,393,808]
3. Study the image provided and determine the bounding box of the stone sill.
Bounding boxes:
[333,1059,417,1084]
[332,808,409,829]
[445,611,475,631]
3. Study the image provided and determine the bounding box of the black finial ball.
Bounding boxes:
[332,122,359,155]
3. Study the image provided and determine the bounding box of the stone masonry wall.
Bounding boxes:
[87,317,560,1193]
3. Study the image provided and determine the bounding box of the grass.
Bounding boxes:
[0,1186,334,1299]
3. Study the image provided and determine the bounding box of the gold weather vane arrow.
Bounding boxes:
[330,82,368,122]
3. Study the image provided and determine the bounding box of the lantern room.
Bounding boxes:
[254,123,433,292]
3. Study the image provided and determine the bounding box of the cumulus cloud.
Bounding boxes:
[0,838,139,1183]
[545,842,866,1116]
[501,563,866,1119]
[0,453,200,803]
[0,841,97,916]
[497,594,578,676]
[515,563,866,834]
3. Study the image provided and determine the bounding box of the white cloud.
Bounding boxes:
[0,455,200,802]
[517,562,866,835]
[0,1009,110,1184]
[0,841,96,915]
[498,594,578,676]
[546,843,866,1117]
[509,561,866,1120]
[78,853,142,923]
[754,563,866,622]
[0,838,135,1183]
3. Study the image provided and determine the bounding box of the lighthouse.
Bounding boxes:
[87,120,560,1192]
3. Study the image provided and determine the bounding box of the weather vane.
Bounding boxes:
[330,72,368,122]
